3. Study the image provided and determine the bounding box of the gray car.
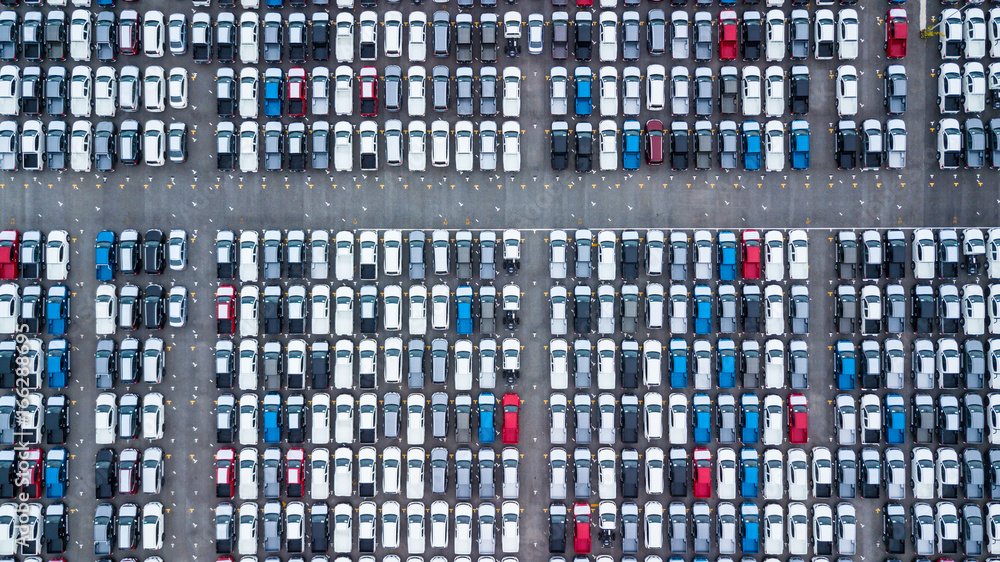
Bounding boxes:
[718,394,737,443]
[789,285,809,334]
[789,10,810,59]
[574,393,592,444]
[478,448,495,498]
[262,447,282,498]
[0,395,13,445]
[963,503,984,555]
[430,447,448,494]
[964,448,985,499]
[262,500,283,552]
[430,392,448,439]
[455,394,472,443]
[623,12,640,60]
[94,502,116,555]
[669,501,687,553]
[622,502,639,553]
[264,121,283,171]
[407,339,425,389]
[693,12,712,60]
[574,339,592,388]
[456,67,473,117]
[788,340,809,389]
[433,11,450,57]
[432,65,449,112]
[963,340,985,389]
[692,502,711,553]
[382,392,400,439]
[408,231,426,280]
[574,447,591,498]
[430,338,448,384]
[456,448,473,499]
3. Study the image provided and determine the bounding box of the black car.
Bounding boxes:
[456,16,473,63]
[312,16,330,61]
[620,450,639,497]
[621,234,640,280]
[789,70,809,114]
[668,448,687,497]
[95,448,117,499]
[910,285,935,333]
[94,122,117,172]
[911,396,935,444]
[551,123,569,170]
[549,504,567,553]
[670,123,689,170]
[742,13,762,60]
[286,398,306,443]
[620,342,639,388]
[44,503,68,554]
[143,284,165,330]
[0,450,14,498]
[217,71,236,117]
[833,121,857,169]
[263,288,283,334]
[45,396,69,445]
[216,398,235,443]
[311,342,330,389]
[574,287,591,334]
[742,286,761,333]
[310,504,330,553]
[989,449,1000,499]
[0,344,13,388]
[217,233,236,279]
[575,15,593,61]
[883,504,906,554]
[884,231,905,279]
[576,125,593,172]
[143,229,164,274]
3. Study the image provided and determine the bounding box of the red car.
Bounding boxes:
[692,448,712,498]
[287,68,308,117]
[359,66,378,117]
[576,0,592,7]
[645,120,664,165]
[501,393,520,444]
[286,447,305,498]
[20,448,42,499]
[885,8,908,58]
[741,230,761,279]
[215,448,236,498]
[719,11,739,61]
[788,394,809,444]
[216,285,237,335]
[0,230,18,279]
[118,11,141,55]
[573,502,591,553]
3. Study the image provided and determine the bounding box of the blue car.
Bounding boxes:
[46,338,70,389]
[740,394,760,444]
[574,68,592,116]
[456,285,473,336]
[742,121,762,171]
[790,120,810,169]
[45,448,69,499]
[668,338,687,388]
[885,394,906,444]
[262,393,283,444]
[263,69,284,117]
[693,285,712,334]
[622,120,641,170]
[834,340,856,390]
[717,339,736,388]
[692,394,712,444]
[740,502,760,554]
[95,230,116,281]
[477,392,495,444]
[740,448,759,498]
[45,285,71,335]
[717,231,738,281]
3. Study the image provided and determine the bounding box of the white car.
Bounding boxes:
[428,284,449,330]
[763,230,785,280]
[311,394,332,445]
[334,66,353,116]
[667,393,687,444]
[623,66,641,116]
[142,392,164,440]
[238,393,258,444]
[966,8,988,59]
[597,230,616,280]
[764,66,784,117]
[70,10,92,61]
[409,12,428,62]
[238,448,259,499]
[94,67,117,117]
[550,67,569,116]
[598,120,617,171]
[501,501,519,553]
[646,64,665,110]
[143,66,166,113]
[837,9,859,59]
[835,65,859,117]
[742,66,762,116]
[239,122,259,173]
[407,393,425,445]
[765,9,785,61]
[786,449,809,500]
[964,62,987,113]
[143,11,165,58]
[989,284,1000,333]
[385,11,403,57]
[941,8,963,59]
[335,13,354,63]
[334,394,354,444]
[239,12,259,63]
[644,392,664,440]
[762,394,783,445]
[670,66,689,115]
[70,121,92,172]
[764,121,784,172]
[382,500,401,548]
[763,284,784,335]
[405,448,424,499]
[787,230,809,279]
[45,230,71,280]
[237,503,258,555]
[95,284,117,335]
[912,229,936,278]
[599,12,617,61]
[599,67,618,116]
[502,67,521,117]
[95,392,117,444]
[69,66,90,117]
[238,68,259,119]
[502,121,521,172]
[963,284,987,335]
[431,120,450,168]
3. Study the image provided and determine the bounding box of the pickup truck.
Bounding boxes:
[45,123,66,170]
[263,69,283,117]
[216,122,236,171]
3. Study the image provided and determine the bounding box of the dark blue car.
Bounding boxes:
[44,448,69,499]
[740,502,760,554]
[477,392,495,444]
[95,230,116,281]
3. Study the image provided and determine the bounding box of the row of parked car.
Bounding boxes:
[834,228,999,280]
[0,283,69,335]
[0,501,69,556]
[94,446,164,499]
[92,501,165,555]
[0,119,187,172]
[938,7,1000,61]
[218,444,520,503]
[93,391,166,444]
[0,229,68,281]
[221,391,521,447]
[937,117,1000,169]
[835,281,1000,336]
[831,337,998,392]
[217,119,523,173]
[0,65,187,118]
[216,229,522,283]
[93,228,189,280]
[94,337,167,388]
[0,393,68,447]
[0,335,70,388]
[220,499,521,556]
[835,392,995,446]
